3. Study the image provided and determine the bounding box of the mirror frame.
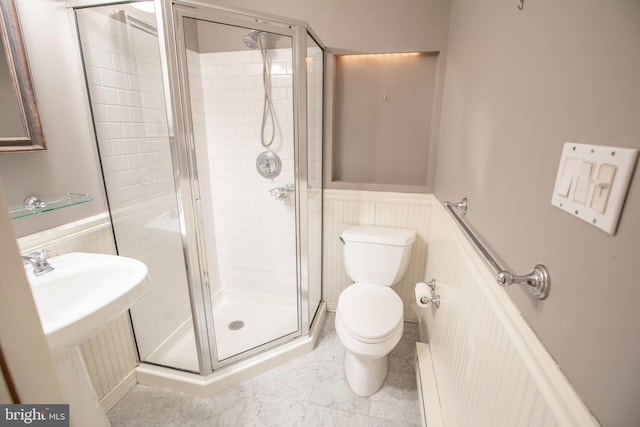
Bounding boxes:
[0,0,45,152]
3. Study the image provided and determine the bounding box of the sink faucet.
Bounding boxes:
[22,249,54,276]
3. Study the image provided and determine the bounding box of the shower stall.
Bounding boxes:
[74,0,324,376]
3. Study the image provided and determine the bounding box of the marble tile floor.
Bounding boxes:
[108,312,422,427]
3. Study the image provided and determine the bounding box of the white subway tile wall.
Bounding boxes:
[186,44,297,299]
[77,10,192,361]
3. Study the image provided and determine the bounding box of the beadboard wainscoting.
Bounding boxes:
[419,202,599,426]
[17,214,138,411]
[323,190,433,318]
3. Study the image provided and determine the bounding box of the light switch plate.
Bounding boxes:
[551,143,638,235]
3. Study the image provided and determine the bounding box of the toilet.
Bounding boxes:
[335,225,416,396]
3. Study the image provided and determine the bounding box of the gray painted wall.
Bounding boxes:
[434,1,640,425]
[332,53,438,190]
[228,0,450,53]
[0,1,107,237]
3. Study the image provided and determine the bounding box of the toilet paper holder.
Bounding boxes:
[420,295,440,309]
[417,279,440,308]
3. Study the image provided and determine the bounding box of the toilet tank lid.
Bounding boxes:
[341,225,416,246]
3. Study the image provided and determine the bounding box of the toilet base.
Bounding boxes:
[344,351,388,397]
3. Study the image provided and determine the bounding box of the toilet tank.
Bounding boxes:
[341,225,416,286]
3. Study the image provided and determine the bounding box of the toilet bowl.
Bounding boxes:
[336,283,404,396]
[335,225,415,396]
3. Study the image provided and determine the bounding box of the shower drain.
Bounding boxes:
[228,320,245,331]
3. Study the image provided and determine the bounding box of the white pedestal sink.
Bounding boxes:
[25,252,149,427]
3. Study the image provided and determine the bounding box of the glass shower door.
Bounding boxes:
[75,2,199,373]
[306,33,323,325]
[178,16,299,363]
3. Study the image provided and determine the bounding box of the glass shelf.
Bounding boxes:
[9,193,93,220]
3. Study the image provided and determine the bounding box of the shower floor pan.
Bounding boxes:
[145,289,298,371]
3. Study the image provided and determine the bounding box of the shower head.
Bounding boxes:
[242,30,261,49]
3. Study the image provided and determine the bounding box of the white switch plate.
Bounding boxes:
[551,143,638,235]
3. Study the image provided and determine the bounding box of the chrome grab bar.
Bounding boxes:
[443,198,550,300]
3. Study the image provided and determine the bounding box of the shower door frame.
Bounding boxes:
[156,0,315,375]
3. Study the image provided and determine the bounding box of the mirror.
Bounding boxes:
[0,0,45,152]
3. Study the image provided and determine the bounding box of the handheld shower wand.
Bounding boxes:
[242,30,275,148]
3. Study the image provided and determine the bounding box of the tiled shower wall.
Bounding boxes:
[77,10,191,359]
[187,46,297,299]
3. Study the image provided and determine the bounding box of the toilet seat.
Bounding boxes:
[337,283,403,344]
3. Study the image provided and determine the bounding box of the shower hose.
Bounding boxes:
[259,35,276,148]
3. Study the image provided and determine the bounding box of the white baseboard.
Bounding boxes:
[415,343,443,427]
[100,371,137,412]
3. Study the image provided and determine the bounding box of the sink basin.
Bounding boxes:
[25,252,149,350]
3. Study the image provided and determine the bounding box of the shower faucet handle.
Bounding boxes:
[269,184,295,201]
